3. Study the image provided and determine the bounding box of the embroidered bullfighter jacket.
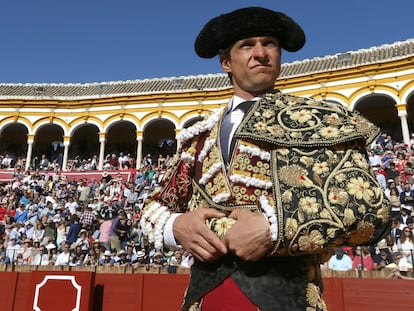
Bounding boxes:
[140,90,391,311]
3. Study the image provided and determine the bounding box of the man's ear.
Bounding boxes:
[219,54,231,74]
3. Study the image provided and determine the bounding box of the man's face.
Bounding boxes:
[220,36,281,99]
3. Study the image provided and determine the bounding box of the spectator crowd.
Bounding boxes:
[0,152,194,273]
[2,132,414,278]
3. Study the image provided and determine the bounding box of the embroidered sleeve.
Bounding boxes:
[140,110,222,250]
[270,145,391,256]
[140,143,196,249]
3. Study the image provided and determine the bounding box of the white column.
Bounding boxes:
[25,134,35,171]
[398,110,410,146]
[98,132,106,171]
[62,138,70,171]
[136,134,143,169]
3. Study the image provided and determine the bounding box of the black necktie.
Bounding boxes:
[237,100,254,114]
[220,101,253,163]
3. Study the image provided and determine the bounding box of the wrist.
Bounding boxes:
[164,213,182,248]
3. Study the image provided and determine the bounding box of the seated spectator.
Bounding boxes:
[14,204,28,223]
[38,154,50,171]
[168,249,184,267]
[42,220,56,247]
[30,240,42,265]
[0,250,11,264]
[99,250,115,266]
[14,253,24,265]
[402,179,414,198]
[40,201,56,220]
[150,251,167,268]
[328,248,353,271]
[373,240,394,271]
[54,242,71,266]
[26,205,40,225]
[92,240,106,253]
[1,153,13,169]
[73,229,90,255]
[181,249,194,269]
[398,205,413,229]
[116,250,130,267]
[407,217,414,234]
[132,250,149,268]
[388,187,402,219]
[386,269,414,280]
[0,202,7,221]
[353,246,374,270]
[83,247,99,266]
[395,226,414,264]
[42,244,58,265]
[386,251,413,275]
[395,152,408,173]
[64,196,78,216]
[167,249,187,273]
[400,165,413,184]
[385,161,399,181]
[23,221,34,240]
[368,149,381,166]
[55,218,67,248]
[6,236,21,263]
[390,217,402,247]
[373,167,386,189]
[21,238,33,264]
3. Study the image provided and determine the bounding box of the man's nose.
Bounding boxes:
[253,44,266,57]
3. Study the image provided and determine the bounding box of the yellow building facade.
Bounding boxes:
[0,39,413,171]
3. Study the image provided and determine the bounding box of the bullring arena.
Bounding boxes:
[1,39,414,310]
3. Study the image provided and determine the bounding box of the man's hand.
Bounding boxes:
[173,208,227,262]
[223,209,273,261]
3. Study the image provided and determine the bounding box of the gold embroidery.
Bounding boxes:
[187,91,390,256]
[206,217,237,239]
[298,230,326,252]
[305,283,327,311]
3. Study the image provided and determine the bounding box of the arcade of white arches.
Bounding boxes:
[1,38,414,172]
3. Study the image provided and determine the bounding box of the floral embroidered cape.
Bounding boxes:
[144,90,391,256]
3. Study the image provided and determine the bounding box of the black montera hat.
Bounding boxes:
[195,7,305,58]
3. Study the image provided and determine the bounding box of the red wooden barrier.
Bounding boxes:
[142,274,189,311]
[95,273,144,311]
[27,271,94,311]
[0,271,18,311]
[1,271,414,311]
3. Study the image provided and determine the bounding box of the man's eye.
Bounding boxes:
[239,41,254,47]
[264,41,278,47]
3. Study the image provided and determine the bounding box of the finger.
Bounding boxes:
[190,231,227,261]
[228,209,241,219]
[198,226,228,254]
[197,208,226,219]
[186,218,228,253]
